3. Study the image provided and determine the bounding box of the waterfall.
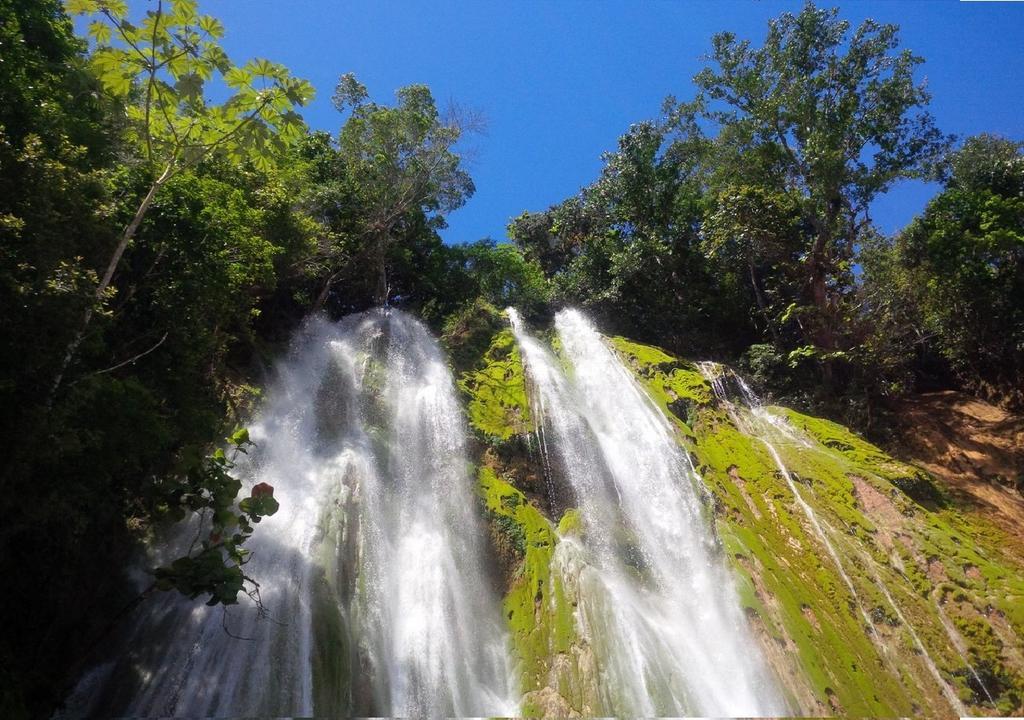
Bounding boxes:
[507,307,784,716]
[64,310,517,717]
[699,362,967,716]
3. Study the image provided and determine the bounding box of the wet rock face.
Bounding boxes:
[313,359,355,453]
[453,319,1024,717]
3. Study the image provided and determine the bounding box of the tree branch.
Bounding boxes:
[81,332,169,380]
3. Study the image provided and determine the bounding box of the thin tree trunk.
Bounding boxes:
[374,234,389,307]
[807,205,839,353]
[749,260,781,346]
[807,206,840,390]
[48,170,169,403]
[311,269,343,314]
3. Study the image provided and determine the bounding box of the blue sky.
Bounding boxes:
[201,0,1024,244]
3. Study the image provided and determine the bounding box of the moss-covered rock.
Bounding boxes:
[455,321,596,715]
[458,329,531,442]
[441,298,507,374]
[478,468,580,710]
[557,508,583,537]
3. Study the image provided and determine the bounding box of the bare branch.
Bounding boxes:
[80,332,169,380]
[220,607,256,641]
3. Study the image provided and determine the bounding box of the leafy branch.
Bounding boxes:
[51,0,315,401]
[153,428,281,608]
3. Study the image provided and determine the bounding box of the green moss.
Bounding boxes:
[441,298,506,373]
[557,508,582,537]
[478,467,577,702]
[616,339,901,712]
[611,336,712,407]
[781,408,941,499]
[450,325,1024,715]
[702,413,922,714]
[459,329,531,441]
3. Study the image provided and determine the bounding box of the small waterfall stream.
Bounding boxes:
[64,310,517,717]
[699,362,968,715]
[507,308,784,716]
[699,362,881,634]
[59,304,992,717]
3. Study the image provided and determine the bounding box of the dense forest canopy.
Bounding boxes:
[0,0,1020,716]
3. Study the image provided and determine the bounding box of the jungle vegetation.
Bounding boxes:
[0,0,1020,716]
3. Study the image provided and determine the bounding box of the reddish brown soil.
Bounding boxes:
[890,390,1024,531]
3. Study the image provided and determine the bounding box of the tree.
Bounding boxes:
[688,2,951,366]
[53,0,314,396]
[702,184,805,344]
[323,73,476,307]
[0,4,319,713]
[0,0,117,411]
[457,239,551,315]
[896,134,1024,405]
[509,120,752,356]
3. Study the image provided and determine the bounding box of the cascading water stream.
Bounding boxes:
[350,310,517,716]
[507,308,784,717]
[933,594,997,707]
[698,362,880,633]
[699,362,967,715]
[62,310,516,717]
[851,543,970,715]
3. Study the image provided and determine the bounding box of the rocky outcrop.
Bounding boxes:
[453,313,596,715]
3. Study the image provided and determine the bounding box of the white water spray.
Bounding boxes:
[508,308,784,716]
[65,310,517,717]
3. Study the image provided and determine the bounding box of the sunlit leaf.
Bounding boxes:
[87,20,112,44]
[197,15,224,38]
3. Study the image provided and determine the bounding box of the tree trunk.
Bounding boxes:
[806,205,839,389]
[749,260,781,346]
[311,270,343,314]
[48,171,168,403]
[807,201,841,353]
[374,234,389,307]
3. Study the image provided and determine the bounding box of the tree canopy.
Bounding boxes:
[688,2,952,367]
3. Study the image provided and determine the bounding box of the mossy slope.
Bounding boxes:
[478,466,595,715]
[459,329,531,441]
[614,337,1024,717]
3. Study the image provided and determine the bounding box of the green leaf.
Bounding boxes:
[171,0,198,25]
[250,58,276,78]
[65,0,99,14]
[214,508,238,529]
[223,66,250,89]
[239,494,279,518]
[175,73,203,100]
[198,15,224,38]
[87,20,112,44]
